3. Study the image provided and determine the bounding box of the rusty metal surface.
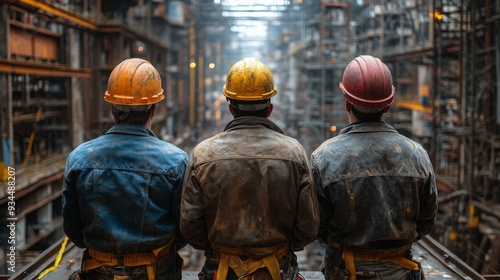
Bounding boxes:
[0,59,92,78]
[412,235,484,280]
[9,236,485,280]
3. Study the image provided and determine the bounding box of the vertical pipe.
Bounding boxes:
[458,0,465,185]
[496,0,500,125]
[346,1,352,57]
[431,0,441,168]
[8,75,12,168]
[379,0,385,58]
[399,0,404,51]
[300,1,305,44]
[321,68,326,140]
[319,2,324,63]
[470,0,476,199]
[216,40,221,92]
[97,0,101,17]
[0,3,9,176]
[197,40,204,137]
[189,16,196,128]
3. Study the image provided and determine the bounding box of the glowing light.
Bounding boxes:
[209,63,215,69]
[190,62,196,68]
[137,46,144,52]
[434,11,443,21]
[329,125,337,132]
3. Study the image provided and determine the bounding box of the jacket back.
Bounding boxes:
[181,117,319,251]
[63,124,189,254]
[311,122,437,249]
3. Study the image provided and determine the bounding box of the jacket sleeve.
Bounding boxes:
[172,155,189,250]
[62,166,86,248]
[416,168,438,240]
[180,162,210,250]
[292,156,320,251]
[311,167,334,245]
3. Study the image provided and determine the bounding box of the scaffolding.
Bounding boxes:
[353,0,500,273]
[0,0,191,271]
[281,0,500,272]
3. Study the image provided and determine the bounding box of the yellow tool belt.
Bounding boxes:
[82,235,175,280]
[343,244,419,280]
[211,243,289,280]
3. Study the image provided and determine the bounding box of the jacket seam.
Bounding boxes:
[322,174,429,186]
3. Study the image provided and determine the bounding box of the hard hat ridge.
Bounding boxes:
[223,57,277,102]
[339,55,395,110]
[104,58,164,109]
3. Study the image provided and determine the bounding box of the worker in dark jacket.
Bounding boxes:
[310,55,438,280]
[180,57,320,280]
[63,58,188,280]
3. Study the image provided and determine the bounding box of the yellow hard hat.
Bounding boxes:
[223,57,277,101]
[104,58,164,106]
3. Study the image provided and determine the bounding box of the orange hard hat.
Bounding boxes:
[104,58,164,106]
[339,55,394,110]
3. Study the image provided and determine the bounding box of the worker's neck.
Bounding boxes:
[348,111,359,124]
[145,118,152,129]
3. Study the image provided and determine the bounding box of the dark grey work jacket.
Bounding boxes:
[311,121,438,250]
[180,116,320,252]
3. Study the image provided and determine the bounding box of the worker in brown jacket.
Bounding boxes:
[180,57,320,280]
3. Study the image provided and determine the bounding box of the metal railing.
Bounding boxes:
[0,153,68,200]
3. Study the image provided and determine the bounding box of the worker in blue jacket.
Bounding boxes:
[63,58,188,280]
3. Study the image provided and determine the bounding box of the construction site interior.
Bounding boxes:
[0,0,499,279]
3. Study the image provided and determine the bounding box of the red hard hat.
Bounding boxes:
[339,55,395,110]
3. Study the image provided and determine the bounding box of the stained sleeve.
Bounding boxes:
[292,154,320,251]
[172,155,189,250]
[180,161,210,250]
[310,154,334,245]
[416,167,438,240]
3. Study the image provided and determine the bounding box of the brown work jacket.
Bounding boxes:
[180,116,320,252]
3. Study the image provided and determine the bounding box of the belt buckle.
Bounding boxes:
[114,256,125,269]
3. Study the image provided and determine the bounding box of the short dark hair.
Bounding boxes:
[111,104,154,125]
[228,98,270,118]
[351,106,384,122]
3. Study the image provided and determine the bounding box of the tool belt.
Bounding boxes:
[211,243,289,280]
[343,244,419,280]
[82,235,175,280]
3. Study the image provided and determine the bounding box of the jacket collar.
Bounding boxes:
[339,121,398,135]
[105,124,156,137]
[224,116,284,134]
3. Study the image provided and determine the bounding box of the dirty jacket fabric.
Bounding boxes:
[63,124,189,255]
[310,122,437,277]
[180,116,319,252]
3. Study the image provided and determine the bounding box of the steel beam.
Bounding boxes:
[17,0,97,30]
[0,59,91,78]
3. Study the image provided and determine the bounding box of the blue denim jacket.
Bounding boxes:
[63,124,189,255]
[311,122,437,250]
